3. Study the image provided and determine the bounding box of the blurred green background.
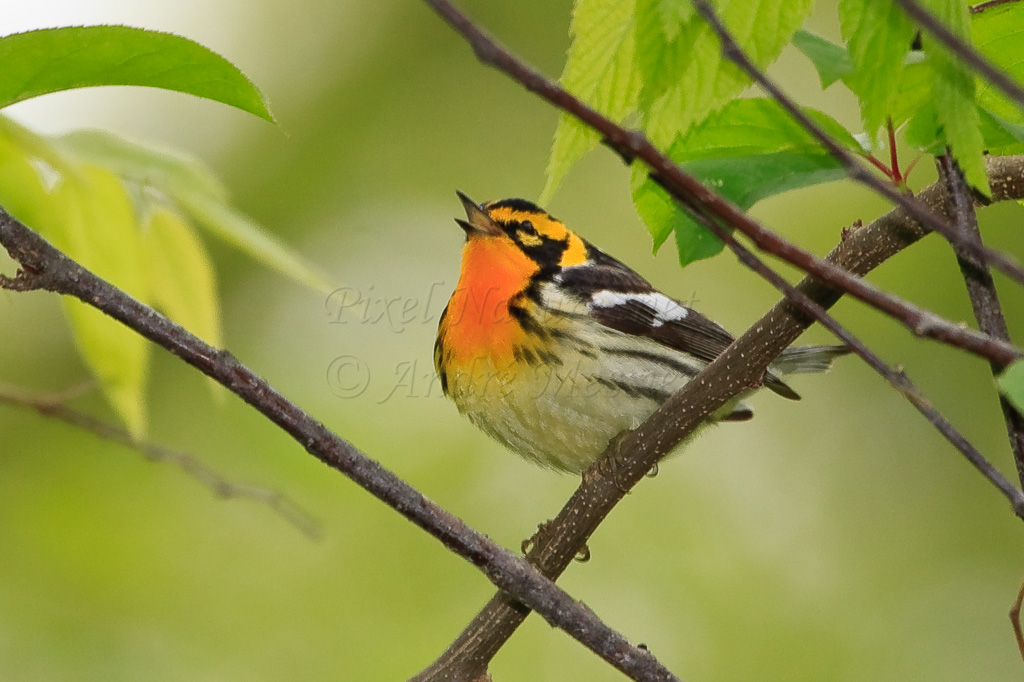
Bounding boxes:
[2,1,1024,680]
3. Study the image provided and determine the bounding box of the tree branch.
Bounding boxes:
[937,154,1024,486]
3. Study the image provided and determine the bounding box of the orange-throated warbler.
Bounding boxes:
[434,192,846,473]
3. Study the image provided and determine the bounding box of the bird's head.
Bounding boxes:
[454,192,588,276]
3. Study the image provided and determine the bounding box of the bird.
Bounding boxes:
[434,192,846,473]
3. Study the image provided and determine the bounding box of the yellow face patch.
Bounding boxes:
[516,229,543,247]
[558,231,587,267]
[487,206,570,242]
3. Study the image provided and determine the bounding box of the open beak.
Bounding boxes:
[455,190,501,237]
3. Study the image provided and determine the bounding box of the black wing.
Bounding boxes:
[559,244,799,399]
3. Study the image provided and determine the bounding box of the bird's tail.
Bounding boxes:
[765,344,850,400]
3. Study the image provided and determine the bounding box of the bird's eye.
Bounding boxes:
[515,220,543,247]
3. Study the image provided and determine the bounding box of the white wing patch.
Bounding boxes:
[589,290,689,327]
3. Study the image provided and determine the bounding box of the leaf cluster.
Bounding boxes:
[545,0,1024,265]
[0,26,327,434]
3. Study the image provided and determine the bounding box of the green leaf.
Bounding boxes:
[634,0,691,108]
[923,0,987,194]
[55,129,331,292]
[654,0,695,40]
[890,59,933,129]
[838,0,917,137]
[142,206,222,348]
[972,1,1024,127]
[637,0,816,149]
[997,360,1024,414]
[542,0,640,201]
[642,152,850,263]
[903,100,943,153]
[792,29,854,88]
[633,99,855,265]
[46,166,151,437]
[668,98,863,158]
[0,26,273,122]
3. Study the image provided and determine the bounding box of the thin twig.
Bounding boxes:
[971,0,1022,13]
[0,382,324,539]
[887,118,903,185]
[937,154,1024,486]
[688,0,1024,288]
[1011,579,1024,662]
[0,209,678,682]
[421,0,1023,370]
[895,0,1024,111]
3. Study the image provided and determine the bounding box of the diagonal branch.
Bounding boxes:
[0,208,678,682]
[937,154,1024,486]
[0,382,323,539]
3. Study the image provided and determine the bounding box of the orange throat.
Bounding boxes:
[443,236,538,366]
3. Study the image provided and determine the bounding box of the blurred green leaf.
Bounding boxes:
[792,29,853,89]
[972,1,1024,127]
[0,26,273,122]
[542,0,640,201]
[56,129,229,202]
[177,192,332,293]
[142,206,225,401]
[55,128,330,292]
[142,206,222,349]
[0,131,57,230]
[47,166,152,437]
[997,360,1024,414]
[838,0,916,137]
[633,99,855,265]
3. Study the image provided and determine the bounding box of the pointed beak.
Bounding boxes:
[455,190,501,237]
